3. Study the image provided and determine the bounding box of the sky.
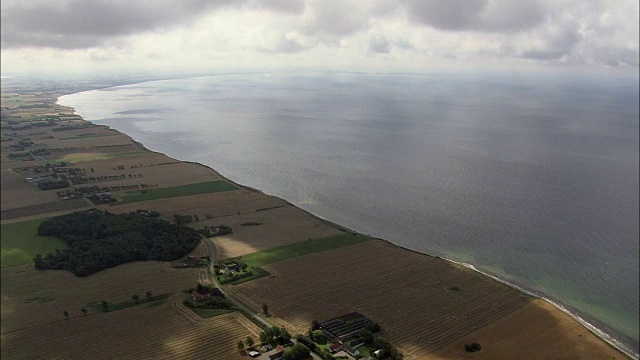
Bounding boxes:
[1,0,639,76]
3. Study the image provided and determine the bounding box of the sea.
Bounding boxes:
[58,72,639,357]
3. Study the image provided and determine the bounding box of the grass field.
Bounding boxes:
[113,180,238,205]
[236,233,371,268]
[0,218,67,268]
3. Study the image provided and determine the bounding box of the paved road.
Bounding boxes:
[203,239,272,328]
[203,239,323,360]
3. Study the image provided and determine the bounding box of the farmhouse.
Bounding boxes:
[329,343,343,353]
[190,290,212,302]
[268,345,285,360]
[223,262,239,271]
[343,344,360,357]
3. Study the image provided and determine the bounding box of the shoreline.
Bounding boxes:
[57,91,637,359]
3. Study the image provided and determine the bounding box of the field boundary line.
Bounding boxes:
[170,293,202,323]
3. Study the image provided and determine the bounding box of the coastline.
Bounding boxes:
[56,92,637,359]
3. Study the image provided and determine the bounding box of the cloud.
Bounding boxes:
[369,36,391,54]
[0,0,243,49]
[252,0,306,14]
[402,0,546,32]
[301,0,371,40]
[520,22,582,60]
[1,0,637,72]
[257,35,313,54]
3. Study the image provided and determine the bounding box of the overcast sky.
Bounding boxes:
[1,0,638,76]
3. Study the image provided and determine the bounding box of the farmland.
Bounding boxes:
[0,261,198,334]
[1,295,261,359]
[112,180,237,205]
[208,205,344,259]
[0,217,67,268]
[427,299,624,360]
[230,240,532,358]
[234,233,371,268]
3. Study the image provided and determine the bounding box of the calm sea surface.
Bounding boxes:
[59,72,639,355]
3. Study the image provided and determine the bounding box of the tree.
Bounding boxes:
[262,303,269,316]
[280,327,292,343]
[146,291,152,299]
[101,300,109,312]
[197,283,204,293]
[358,329,374,345]
[132,294,139,303]
[311,319,321,330]
[246,336,254,348]
[284,343,310,360]
[312,330,327,344]
[81,307,87,316]
[237,340,244,351]
[63,310,69,319]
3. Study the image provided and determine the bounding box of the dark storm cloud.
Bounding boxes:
[402,0,546,32]
[0,0,244,49]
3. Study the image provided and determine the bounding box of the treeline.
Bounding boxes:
[33,210,202,276]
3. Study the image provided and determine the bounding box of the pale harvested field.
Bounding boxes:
[1,260,199,334]
[41,143,145,162]
[1,295,261,360]
[82,161,222,189]
[106,189,283,219]
[44,133,134,149]
[70,151,177,172]
[231,240,532,358]
[427,299,624,360]
[0,169,61,210]
[211,205,344,259]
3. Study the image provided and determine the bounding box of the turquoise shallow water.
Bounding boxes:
[59,72,639,356]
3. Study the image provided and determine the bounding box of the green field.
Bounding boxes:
[0,218,68,268]
[112,180,237,205]
[233,233,371,268]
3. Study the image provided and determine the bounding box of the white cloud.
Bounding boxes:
[1,0,638,75]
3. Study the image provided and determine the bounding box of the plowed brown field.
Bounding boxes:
[427,299,623,360]
[1,261,198,334]
[106,189,282,219]
[211,205,344,259]
[1,295,261,359]
[231,240,532,358]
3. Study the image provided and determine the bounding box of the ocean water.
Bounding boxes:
[59,72,639,356]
